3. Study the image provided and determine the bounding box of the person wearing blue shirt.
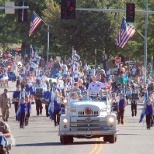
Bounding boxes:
[117,93,127,125]
[53,90,61,126]
[145,96,153,130]
[20,97,27,128]
[25,96,31,126]
[12,86,21,120]
[44,88,51,117]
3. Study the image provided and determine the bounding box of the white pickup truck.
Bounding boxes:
[59,91,118,144]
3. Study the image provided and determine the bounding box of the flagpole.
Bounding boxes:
[47,25,50,63]
[33,11,50,63]
[33,11,47,26]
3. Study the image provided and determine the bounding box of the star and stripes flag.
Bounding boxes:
[29,12,42,37]
[115,17,136,48]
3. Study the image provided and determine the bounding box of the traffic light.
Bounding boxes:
[18,2,28,22]
[61,0,76,19]
[126,3,135,22]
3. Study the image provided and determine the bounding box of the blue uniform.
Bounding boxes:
[30,85,36,96]
[44,91,51,117]
[20,103,27,113]
[13,91,21,100]
[44,91,51,100]
[27,102,31,113]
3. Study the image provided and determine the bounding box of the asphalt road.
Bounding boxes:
[1,82,154,154]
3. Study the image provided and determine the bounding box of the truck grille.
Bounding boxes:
[70,119,108,131]
[78,111,99,116]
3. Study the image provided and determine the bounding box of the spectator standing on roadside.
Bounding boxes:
[0,89,10,122]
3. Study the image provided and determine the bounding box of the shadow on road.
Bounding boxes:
[16,141,105,147]
[118,133,139,135]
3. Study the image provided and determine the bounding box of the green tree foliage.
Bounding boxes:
[0,0,154,63]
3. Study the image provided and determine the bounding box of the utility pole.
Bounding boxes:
[144,0,148,83]
[47,25,50,63]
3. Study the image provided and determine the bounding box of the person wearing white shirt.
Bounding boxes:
[88,76,105,96]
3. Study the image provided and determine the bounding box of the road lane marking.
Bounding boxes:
[89,137,103,154]
[89,138,98,154]
[95,137,103,154]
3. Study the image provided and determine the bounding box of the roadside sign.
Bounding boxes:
[5,2,15,14]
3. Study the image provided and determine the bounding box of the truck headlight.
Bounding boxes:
[108,117,114,123]
[63,118,68,123]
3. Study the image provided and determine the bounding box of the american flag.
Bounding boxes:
[115,17,136,48]
[29,12,42,37]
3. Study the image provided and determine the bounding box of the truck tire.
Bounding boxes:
[60,136,73,144]
[103,136,109,142]
[108,135,116,143]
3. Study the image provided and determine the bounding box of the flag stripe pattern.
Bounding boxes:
[115,17,136,48]
[29,12,42,37]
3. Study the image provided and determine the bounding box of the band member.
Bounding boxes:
[35,86,43,116]
[20,97,27,128]
[12,86,21,120]
[25,96,31,126]
[117,93,127,125]
[43,87,51,117]
[131,85,139,117]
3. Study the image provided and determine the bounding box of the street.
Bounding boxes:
[1,82,154,154]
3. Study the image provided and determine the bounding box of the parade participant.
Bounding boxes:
[25,96,31,126]
[126,86,132,104]
[117,93,127,125]
[35,85,43,116]
[12,86,21,120]
[0,89,10,122]
[43,87,51,117]
[29,83,36,104]
[131,84,139,117]
[19,97,27,128]
[97,89,107,101]
[145,96,153,130]
[53,89,61,126]
[118,73,128,95]
[78,79,86,92]
[71,82,81,95]
[88,76,106,96]
[111,92,119,114]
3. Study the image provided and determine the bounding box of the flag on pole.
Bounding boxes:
[29,12,42,37]
[115,17,136,48]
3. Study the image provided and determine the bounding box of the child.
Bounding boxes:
[20,97,27,128]
[25,96,31,126]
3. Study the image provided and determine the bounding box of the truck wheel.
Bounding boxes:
[68,136,73,144]
[103,136,109,142]
[108,135,116,143]
[60,136,73,144]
